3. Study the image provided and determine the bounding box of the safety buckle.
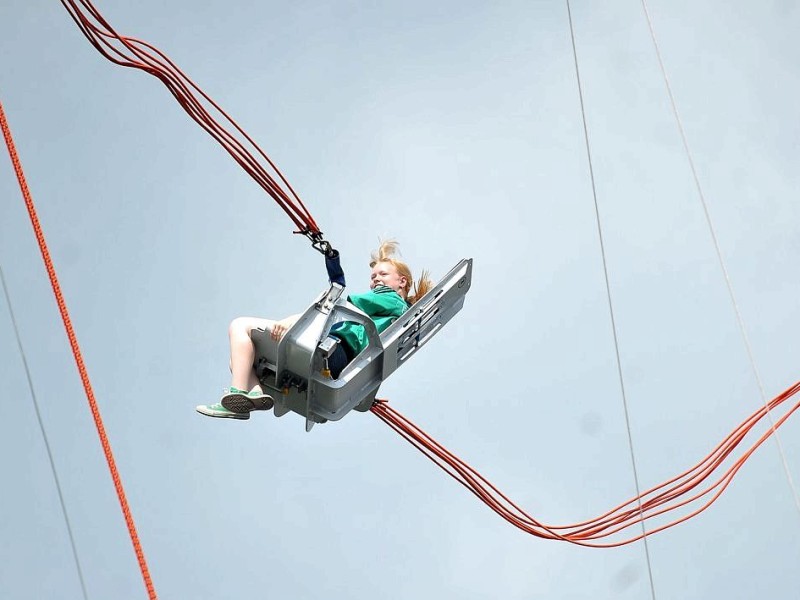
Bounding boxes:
[312,238,333,257]
[298,228,335,257]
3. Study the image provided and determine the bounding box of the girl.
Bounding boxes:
[196,241,431,420]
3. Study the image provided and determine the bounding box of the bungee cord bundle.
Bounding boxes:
[59,0,323,246]
[371,380,800,547]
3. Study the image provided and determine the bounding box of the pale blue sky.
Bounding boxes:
[1,1,799,599]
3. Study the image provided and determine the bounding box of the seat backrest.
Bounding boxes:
[378,258,473,380]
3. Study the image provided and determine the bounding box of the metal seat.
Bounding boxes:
[251,258,473,431]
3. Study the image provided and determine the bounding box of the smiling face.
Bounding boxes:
[370,261,408,298]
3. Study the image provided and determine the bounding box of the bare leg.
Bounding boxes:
[197,314,300,418]
[228,317,274,391]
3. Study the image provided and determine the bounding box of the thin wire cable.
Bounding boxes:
[639,0,800,515]
[0,99,158,599]
[0,265,89,600]
[565,1,656,596]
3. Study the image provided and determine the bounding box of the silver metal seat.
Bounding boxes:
[250,258,472,431]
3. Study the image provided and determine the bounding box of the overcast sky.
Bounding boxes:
[1,1,799,599]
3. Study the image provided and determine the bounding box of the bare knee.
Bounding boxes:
[229,317,252,339]
[230,317,274,339]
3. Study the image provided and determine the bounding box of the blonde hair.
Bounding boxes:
[370,239,432,305]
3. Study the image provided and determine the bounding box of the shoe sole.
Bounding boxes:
[221,392,274,414]
[195,405,250,420]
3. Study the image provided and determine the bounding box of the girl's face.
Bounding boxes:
[370,261,407,296]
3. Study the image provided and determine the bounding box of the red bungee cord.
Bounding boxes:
[371,380,800,547]
[1,100,158,599]
[59,0,321,242]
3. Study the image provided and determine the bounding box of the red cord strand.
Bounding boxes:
[371,381,800,547]
[59,0,319,237]
[1,100,158,599]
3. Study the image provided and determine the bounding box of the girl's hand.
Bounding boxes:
[271,318,293,341]
[271,323,286,341]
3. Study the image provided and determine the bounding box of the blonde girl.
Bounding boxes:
[197,240,431,420]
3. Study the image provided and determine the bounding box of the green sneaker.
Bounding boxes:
[221,386,274,414]
[195,402,250,420]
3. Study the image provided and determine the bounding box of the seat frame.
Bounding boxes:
[250,258,472,431]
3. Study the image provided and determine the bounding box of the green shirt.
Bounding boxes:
[330,285,409,356]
